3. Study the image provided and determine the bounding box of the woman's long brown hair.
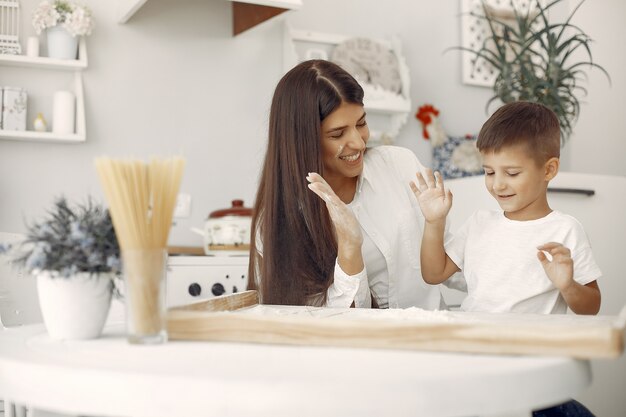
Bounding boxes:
[248,60,364,306]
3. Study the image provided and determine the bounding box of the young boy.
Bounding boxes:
[411,101,601,315]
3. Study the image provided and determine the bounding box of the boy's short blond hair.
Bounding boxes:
[477,101,561,165]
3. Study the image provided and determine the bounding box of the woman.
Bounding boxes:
[248,59,449,309]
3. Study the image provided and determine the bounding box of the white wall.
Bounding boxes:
[1,0,622,245]
[1,0,280,245]
[288,0,493,154]
[289,0,626,177]
[567,0,626,176]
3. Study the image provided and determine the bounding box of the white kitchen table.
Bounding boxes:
[0,324,591,417]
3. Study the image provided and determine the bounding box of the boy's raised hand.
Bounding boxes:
[410,169,453,224]
[537,242,574,291]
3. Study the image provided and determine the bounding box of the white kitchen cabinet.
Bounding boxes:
[0,38,87,143]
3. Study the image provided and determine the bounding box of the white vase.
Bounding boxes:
[36,271,113,340]
[46,25,79,60]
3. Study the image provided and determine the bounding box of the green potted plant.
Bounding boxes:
[0,196,120,340]
[458,0,609,144]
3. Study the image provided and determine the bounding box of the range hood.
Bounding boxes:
[117,0,302,35]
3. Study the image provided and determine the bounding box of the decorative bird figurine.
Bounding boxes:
[33,113,47,132]
[415,104,446,147]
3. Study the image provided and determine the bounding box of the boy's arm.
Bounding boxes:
[537,242,601,315]
[410,170,460,285]
[561,280,601,315]
[421,219,460,284]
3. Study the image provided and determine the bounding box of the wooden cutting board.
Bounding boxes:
[166,291,625,359]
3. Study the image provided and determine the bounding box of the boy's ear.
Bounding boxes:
[544,157,560,181]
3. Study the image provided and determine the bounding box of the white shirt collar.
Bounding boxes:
[357,150,376,194]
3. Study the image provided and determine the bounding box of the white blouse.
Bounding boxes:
[327,146,446,309]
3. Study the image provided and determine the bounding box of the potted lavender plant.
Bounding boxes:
[0,197,120,340]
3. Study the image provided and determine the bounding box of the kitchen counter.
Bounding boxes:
[0,323,591,417]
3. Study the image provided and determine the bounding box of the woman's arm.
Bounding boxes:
[326,261,371,308]
[307,172,364,272]
[307,172,369,307]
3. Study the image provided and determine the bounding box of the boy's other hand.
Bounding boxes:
[537,242,574,291]
[410,169,453,224]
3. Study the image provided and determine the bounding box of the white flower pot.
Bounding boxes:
[46,25,79,60]
[37,272,113,340]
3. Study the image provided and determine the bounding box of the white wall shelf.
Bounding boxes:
[284,25,412,146]
[0,129,84,143]
[0,38,87,143]
[116,0,148,24]
[0,51,87,70]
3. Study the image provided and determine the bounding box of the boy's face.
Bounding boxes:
[481,144,556,221]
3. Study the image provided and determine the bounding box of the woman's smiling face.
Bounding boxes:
[320,101,369,181]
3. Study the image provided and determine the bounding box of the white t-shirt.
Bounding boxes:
[444,210,602,314]
[328,146,446,309]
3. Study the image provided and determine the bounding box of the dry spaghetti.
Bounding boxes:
[95,156,185,341]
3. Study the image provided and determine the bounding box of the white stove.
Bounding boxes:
[166,255,249,307]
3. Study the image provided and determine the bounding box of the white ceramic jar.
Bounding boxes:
[203,200,252,256]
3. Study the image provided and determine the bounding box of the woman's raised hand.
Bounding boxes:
[306,172,363,253]
[410,169,453,224]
